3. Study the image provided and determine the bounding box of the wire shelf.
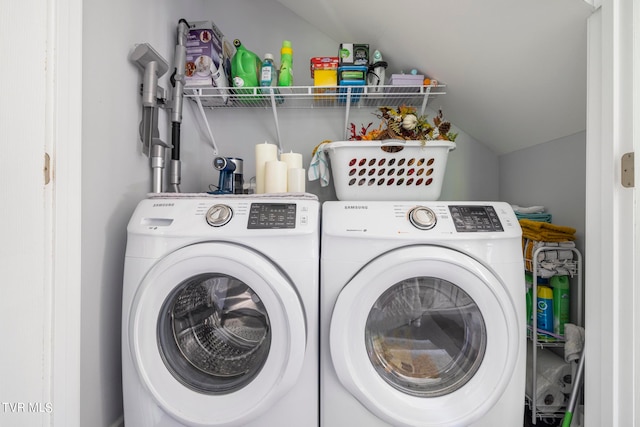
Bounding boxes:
[182,84,446,155]
[184,84,446,109]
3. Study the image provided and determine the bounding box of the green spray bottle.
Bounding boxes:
[550,275,570,335]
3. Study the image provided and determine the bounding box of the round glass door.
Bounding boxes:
[330,246,520,427]
[129,243,306,426]
[157,273,271,394]
[365,277,486,398]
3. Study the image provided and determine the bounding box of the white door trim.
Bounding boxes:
[50,0,83,425]
[586,0,637,424]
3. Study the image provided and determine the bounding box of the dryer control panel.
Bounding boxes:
[449,205,504,232]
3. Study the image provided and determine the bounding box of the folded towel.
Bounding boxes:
[515,212,553,223]
[512,205,546,214]
[308,140,331,187]
[520,219,576,242]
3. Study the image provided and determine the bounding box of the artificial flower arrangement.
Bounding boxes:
[348,105,458,142]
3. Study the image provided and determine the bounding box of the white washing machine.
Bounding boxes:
[321,201,525,427]
[122,194,319,427]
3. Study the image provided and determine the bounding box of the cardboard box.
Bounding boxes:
[310,56,339,78]
[184,21,226,89]
[339,43,369,66]
[386,73,425,93]
[311,57,339,100]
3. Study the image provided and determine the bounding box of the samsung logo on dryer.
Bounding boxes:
[344,205,368,210]
[152,203,175,207]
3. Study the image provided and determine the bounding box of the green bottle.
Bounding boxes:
[550,275,570,335]
[278,40,293,87]
[231,39,261,96]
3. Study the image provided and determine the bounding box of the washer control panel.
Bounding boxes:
[248,203,297,229]
[448,205,504,232]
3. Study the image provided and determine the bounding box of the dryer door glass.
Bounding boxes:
[365,277,486,397]
[157,272,271,394]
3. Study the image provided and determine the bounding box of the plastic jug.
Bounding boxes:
[231,39,261,94]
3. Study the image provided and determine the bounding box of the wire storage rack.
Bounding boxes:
[525,246,583,425]
[183,84,446,154]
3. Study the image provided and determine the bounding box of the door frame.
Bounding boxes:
[50,0,83,425]
[585,0,637,424]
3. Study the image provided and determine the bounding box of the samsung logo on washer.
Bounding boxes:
[344,205,368,210]
[153,203,175,207]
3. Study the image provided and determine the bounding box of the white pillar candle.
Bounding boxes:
[264,160,288,193]
[255,142,278,194]
[280,151,303,170]
[287,168,306,193]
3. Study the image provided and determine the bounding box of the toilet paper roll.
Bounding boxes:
[264,160,288,193]
[281,151,303,170]
[526,342,569,414]
[255,142,278,194]
[527,342,573,393]
[287,168,306,193]
[525,371,566,414]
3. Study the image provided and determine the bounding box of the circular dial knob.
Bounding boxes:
[409,206,437,230]
[205,204,233,227]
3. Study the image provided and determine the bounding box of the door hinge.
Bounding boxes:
[621,152,634,188]
[44,152,51,185]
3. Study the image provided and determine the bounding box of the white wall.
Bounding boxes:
[499,131,586,250]
[81,0,205,425]
[81,0,500,425]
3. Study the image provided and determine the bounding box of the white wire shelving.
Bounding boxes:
[183,84,446,154]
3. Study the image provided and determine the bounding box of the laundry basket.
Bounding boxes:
[322,140,456,201]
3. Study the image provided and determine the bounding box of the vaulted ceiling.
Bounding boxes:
[276,0,594,154]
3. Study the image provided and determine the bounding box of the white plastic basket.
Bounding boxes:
[322,139,456,201]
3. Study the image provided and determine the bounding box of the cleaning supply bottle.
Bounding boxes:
[367,49,387,92]
[260,53,276,88]
[260,53,283,103]
[525,272,533,327]
[278,40,293,87]
[231,39,261,94]
[536,285,554,334]
[550,275,570,335]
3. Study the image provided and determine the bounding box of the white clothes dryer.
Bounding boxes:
[122,194,319,427]
[321,201,525,427]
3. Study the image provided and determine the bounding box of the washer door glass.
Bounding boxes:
[157,273,271,394]
[329,246,521,427]
[365,277,486,398]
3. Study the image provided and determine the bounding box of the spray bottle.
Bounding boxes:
[278,40,293,87]
[367,49,387,92]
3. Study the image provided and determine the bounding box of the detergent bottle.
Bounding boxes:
[536,285,554,334]
[550,275,570,335]
[231,39,261,94]
[278,40,293,87]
